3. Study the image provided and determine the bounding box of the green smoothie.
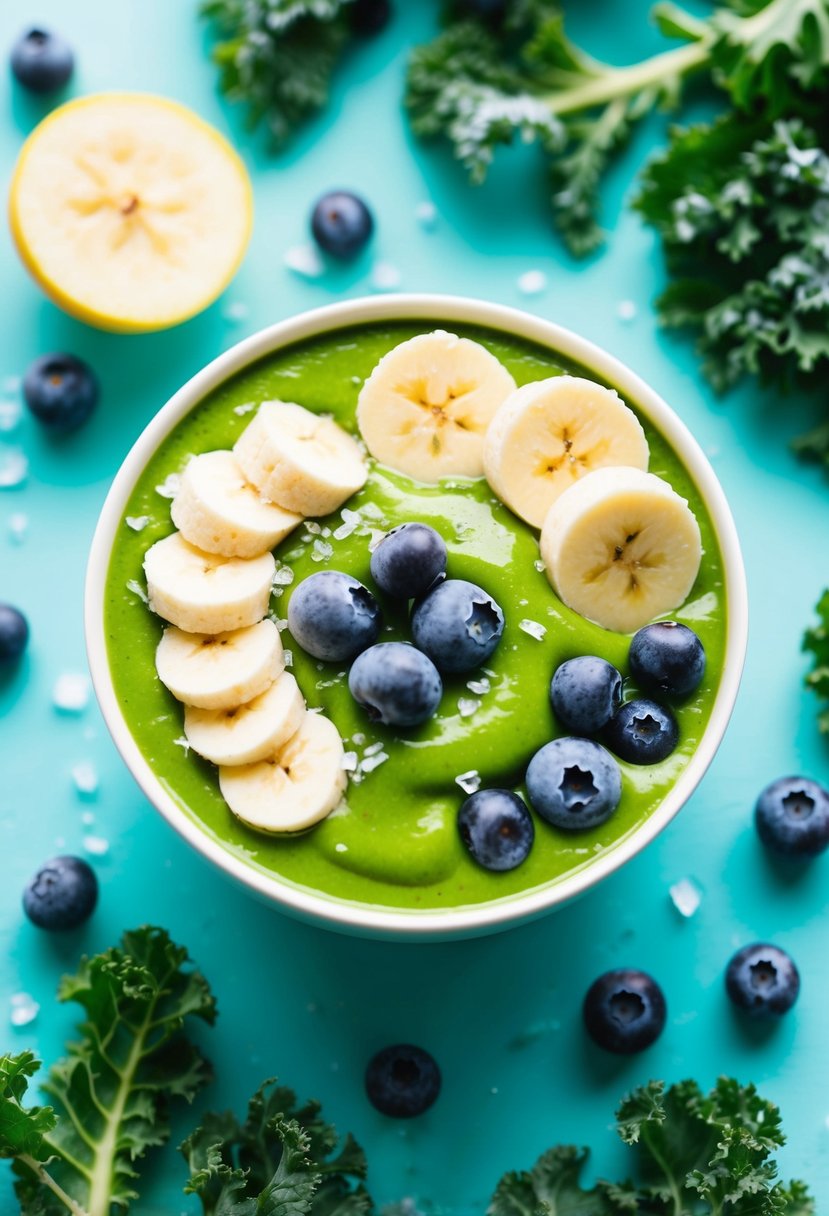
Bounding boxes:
[104,321,726,911]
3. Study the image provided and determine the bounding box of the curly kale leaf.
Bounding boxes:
[182,1078,370,1216]
[637,115,829,398]
[1,927,215,1216]
[803,589,829,734]
[710,0,829,113]
[200,0,358,147]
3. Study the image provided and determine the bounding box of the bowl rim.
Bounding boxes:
[85,294,748,940]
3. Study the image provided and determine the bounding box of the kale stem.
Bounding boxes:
[543,36,712,116]
[18,1155,88,1216]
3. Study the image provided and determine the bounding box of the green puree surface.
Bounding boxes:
[104,322,727,912]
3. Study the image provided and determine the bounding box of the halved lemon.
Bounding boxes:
[9,92,253,333]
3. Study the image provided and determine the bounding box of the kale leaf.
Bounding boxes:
[0,927,215,1216]
[803,588,829,734]
[182,1077,371,1216]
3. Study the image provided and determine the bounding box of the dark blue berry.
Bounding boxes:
[583,968,666,1054]
[311,191,374,259]
[604,698,678,765]
[550,655,622,735]
[629,621,706,699]
[370,523,447,600]
[525,737,621,830]
[288,571,381,662]
[755,776,829,858]
[23,353,99,433]
[725,943,800,1018]
[349,642,442,727]
[23,856,98,930]
[365,1044,441,1117]
[0,604,29,664]
[458,789,534,871]
[349,0,392,34]
[10,28,73,93]
[411,578,504,674]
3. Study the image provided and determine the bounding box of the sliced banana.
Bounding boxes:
[356,330,516,482]
[540,466,702,634]
[483,376,649,528]
[219,711,347,833]
[171,450,302,558]
[183,671,305,767]
[233,401,367,517]
[144,532,274,635]
[155,619,284,711]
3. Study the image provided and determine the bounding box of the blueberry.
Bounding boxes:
[458,789,534,871]
[725,943,800,1018]
[755,776,829,858]
[349,642,442,727]
[23,353,99,433]
[10,28,73,93]
[349,0,392,34]
[0,604,29,664]
[370,523,447,600]
[583,968,667,1054]
[629,621,706,699]
[310,191,374,259]
[411,578,504,674]
[23,856,98,930]
[604,698,678,765]
[550,655,622,735]
[525,737,621,830]
[288,571,381,662]
[365,1044,441,1117]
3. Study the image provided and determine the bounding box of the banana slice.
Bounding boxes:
[483,376,649,527]
[144,532,275,635]
[9,93,252,333]
[219,711,347,833]
[356,330,516,482]
[540,467,702,633]
[155,619,284,710]
[184,671,305,767]
[171,450,302,558]
[233,402,367,517]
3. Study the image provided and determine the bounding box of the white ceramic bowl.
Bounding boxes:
[85,295,748,940]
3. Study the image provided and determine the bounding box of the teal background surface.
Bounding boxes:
[1,1,828,1210]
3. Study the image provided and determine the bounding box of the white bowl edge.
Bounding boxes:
[84,294,749,941]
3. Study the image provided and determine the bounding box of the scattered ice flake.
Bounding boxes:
[284,243,325,279]
[83,834,110,857]
[360,501,384,522]
[233,401,257,416]
[342,751,358,772]
[533,558,546,573]
[616,299,638,323]
[173,735,191,756]
[371,260,402,292]
[335,842,348,853]
[350,374,362,387]
[364,741,385,758]
[283,649,294,668]
[333,507,362,540]
[352,732,366,746]
[222,299,249,325]
[519,618,547,641]
[0,400,22,433]
[53,672,90,714]
[361,750,389,774]
[274,617,288,632]
[304,520,322,535]
[8,512,28,544]
[311,538,333,562]
[455,769,481,795]
[71,761,99,799]
[467,676,491,695]
[321,526,331,538]
[272,565,295,586]
[126,578,149,604]
[126,515,150,532]
[458,697,481,718]
[669,876,703,919]
[9,993,39,1029]
[155,472,181,499]
[517,269,547,296]
[367,528,385,552]
[0,447,28,488]
[415,200,438,230]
